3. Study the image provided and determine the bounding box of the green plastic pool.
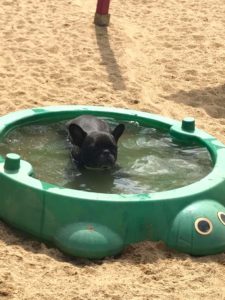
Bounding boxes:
[0,105,225,258]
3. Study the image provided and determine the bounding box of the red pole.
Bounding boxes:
[96,0,111,15]
[94,0,111,26]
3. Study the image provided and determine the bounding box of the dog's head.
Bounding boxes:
[68,123,125,169]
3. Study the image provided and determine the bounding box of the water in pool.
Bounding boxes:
[0,120,212,194]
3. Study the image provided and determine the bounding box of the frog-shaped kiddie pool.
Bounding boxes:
[0,105,225,259]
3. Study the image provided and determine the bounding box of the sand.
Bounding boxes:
[0,0,225,298]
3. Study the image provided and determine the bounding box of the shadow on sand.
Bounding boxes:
[166,83,225,118]
[95,25,126,91]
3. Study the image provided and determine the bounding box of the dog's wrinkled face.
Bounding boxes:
[68,122,125,169]
[80,132,117,169]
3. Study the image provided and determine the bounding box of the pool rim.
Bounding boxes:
[0,105,224,203]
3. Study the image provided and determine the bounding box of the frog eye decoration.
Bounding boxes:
[218,212,225,226]
[195,218,213,235]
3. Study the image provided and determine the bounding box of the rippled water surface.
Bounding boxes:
[0,120,212,193]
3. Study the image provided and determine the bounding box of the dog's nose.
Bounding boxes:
[103,149,110,156]
[102,150,114,165]
[101,150,115,167]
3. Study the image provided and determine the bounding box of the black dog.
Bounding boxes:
[67,115,125,169]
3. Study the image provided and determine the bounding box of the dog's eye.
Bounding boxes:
[110,145,117,153]
[110,144,117,150]
[86,144,95,152]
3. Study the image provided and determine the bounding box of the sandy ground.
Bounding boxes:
[1,0,225,299]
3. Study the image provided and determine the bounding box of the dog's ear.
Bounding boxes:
[111,124,125,142]
[68,124,87,147]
